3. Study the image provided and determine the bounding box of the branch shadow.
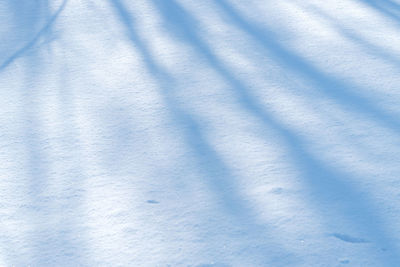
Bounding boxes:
[150,0,400,265]
[359,0,400,23]
[0,0,68,71]
[297,2,400,70]
[212,0,400,135]
[310,2,400,68]
[108,0,295,264]
[22,59,87,267]
[1,1,88,265]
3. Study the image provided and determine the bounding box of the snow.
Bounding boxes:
[1,0,400,265]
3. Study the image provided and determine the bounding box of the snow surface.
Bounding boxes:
[1,0,400,266]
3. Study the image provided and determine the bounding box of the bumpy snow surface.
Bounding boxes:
[1,0,400,266]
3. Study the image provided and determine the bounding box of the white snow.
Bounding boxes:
[1,0,400,266]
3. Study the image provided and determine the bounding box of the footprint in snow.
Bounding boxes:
[146,200,159,204]
[332,233,369,244]
[270,187,283,194]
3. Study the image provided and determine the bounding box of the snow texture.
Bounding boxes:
[1,0,400,266]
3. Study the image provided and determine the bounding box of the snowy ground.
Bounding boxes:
[1,0,400,266]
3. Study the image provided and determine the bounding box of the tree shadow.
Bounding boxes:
[0,0,68,71]
[0,1,89,265]
[297,2,400,70]
[150,0,400,265]
[359,0,400,23]
[108,0,295,264]
[211,0,400,135]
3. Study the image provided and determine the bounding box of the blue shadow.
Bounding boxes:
[151,0,400,265]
